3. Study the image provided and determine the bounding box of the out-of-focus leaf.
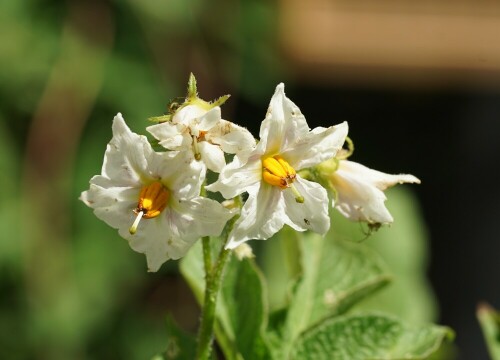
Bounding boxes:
[477,303,500,360]
[151,316,198,360]
[0,116,21,266]
[291,312,454,360]
[334,187,438,324]
[100,55,172,131]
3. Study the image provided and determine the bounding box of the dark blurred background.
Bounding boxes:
[1,0,499,359]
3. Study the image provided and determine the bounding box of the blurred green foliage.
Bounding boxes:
[0,0,283,358]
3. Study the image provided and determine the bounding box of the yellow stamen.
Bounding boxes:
[129,181,169,235]
[262,155,296,188]
[262,155,305,202]
[262,155,296,187]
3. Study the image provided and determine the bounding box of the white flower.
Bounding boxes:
[328,159,420,224]
[80,113,234,272]
[207,84,348,249]
[147,102,256,173]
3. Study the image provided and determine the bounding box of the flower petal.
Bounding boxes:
[147,122,191,150]
[198,141,226,173]
[207,119,256,155]
[170,196,234,240]
[226,183,288,249]
[206,154,262,199]
[122,216,173,272]
[283,177,330,235]
[197,106,222,133]
[101,113,150,186]
[81,181,138,230]
[173,104,207,126]
[260,84,312,154]
[340,160,421,191]
[147,150,205,200]
[283,122,348,170]
[259,84,287,154]
[125,196,233,272]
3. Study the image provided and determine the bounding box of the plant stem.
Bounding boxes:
[202,236,212,275]
[196,246,231,360]
[195,197,241,359]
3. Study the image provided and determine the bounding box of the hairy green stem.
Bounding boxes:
[196,245,231,359]
[201,236,212,277]
[195,197,240,359]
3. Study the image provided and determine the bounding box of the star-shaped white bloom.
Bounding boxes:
[80,113,234,271]
[207,84,348,249]
[147,102,256,173]
[329,159,420,224]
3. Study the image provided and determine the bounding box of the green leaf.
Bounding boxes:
[0,116,21,266]
[334,188,438,324]
[218,256,271,359]
[477,303,500,360]
[151,316,198,360]
[286,232,391,332]
[180,242,271,359]
[276,231,391,358]
[291,312,453,360]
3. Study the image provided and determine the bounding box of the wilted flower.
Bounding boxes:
[80,113,233,271]
[207,84,348,249]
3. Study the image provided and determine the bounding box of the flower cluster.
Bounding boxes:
[81,74,419,271]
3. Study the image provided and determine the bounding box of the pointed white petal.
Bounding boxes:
[101,114,150,186]
[339,160,421,190]
[258,83,318,156]
[283,177,330,235]
[225,183,288,249]
[259,84,287,154]
[283,122,348,170]
[330,160,420,224]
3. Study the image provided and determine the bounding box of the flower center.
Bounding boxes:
[262,155,296,188]
[262,156,304,203]
[129,181,169,234]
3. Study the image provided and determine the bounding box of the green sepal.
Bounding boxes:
[148,114,172,123]
[187,72,198,100]
[211,94,230,108]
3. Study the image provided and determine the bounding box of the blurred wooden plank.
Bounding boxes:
[279,0,500,87]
